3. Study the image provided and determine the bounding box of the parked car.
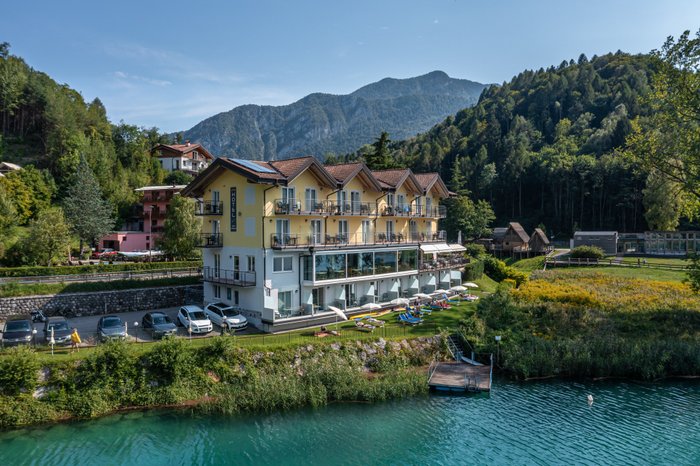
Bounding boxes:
[176,306,212,334]
[43,316,72,345]
[97,315,127,342]
[204,302,248,330]
[141,312,177,339]
[2,317,34,347]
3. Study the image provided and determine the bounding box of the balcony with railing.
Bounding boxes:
[198,233,223,248]
[271,230,447,249]
[195,201,224,216]
[327,201,372,216]
[416,205,447,218]
[381,204,413,217]
[419,255,469,272]
[273,198,325,215]
[203,267,256,287]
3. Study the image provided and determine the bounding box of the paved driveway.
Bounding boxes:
[1,306,257,348]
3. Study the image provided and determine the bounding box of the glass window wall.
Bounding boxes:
[398,250,417,271]
[315,253,346,281]
[375,251,397,274]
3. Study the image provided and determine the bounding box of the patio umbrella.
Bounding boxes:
[328,305,347,331]
[361,302,381,310]
[390,298,409,306]
[328,306,348,321]
[433,289,448,294]
[413,293,431,299]
[463,282,479,288]
[450,285,467,292]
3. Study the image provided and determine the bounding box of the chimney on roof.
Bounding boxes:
[185,140,191,146]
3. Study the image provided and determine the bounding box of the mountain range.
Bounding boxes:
[179,71,487,160]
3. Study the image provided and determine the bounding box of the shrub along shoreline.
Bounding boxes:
[0,336,445,429]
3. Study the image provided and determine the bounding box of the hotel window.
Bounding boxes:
[337,190,348,213]
[234,290,239,305]
[386,193,395,207]
[278,290,293,313]
[305,188,318,211]
[247,256,255,272]
[386,220,395,239]
[338,220,348,242]
[214,285,221,298]
[282,187,296,209]
[397,194,406,212]
[273,256,293,272]
[226,288,232,300]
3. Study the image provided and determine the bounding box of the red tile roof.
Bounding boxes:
[268,156,316,179]
[371,169,409,188]
[153,143,214,160]
[324,163,363,183]
[414,173,439,190]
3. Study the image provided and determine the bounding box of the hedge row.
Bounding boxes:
[0,260,202,278]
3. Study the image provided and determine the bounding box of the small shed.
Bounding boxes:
[529,228,551,254]
[572,231,618,255]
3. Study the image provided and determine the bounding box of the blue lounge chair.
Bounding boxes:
[398,313,422,325]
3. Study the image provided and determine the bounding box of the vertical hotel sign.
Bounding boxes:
[230,187,237,231]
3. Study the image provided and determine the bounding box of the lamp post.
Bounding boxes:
[49,327,55,356]
[32,328,37,348]
[495,335,502,365]
[133,321,139,343]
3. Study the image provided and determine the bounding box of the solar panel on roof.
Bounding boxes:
[230,158,277,174]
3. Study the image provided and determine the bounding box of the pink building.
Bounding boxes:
[100,185,186,252]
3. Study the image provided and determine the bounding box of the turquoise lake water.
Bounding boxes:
[0,379,698,465]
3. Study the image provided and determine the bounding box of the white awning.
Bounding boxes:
[447,243,466,252]
[420,243,452,253]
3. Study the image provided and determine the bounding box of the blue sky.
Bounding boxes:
[2,0,698,132]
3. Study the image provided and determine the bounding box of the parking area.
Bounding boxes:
[0,306,259,348]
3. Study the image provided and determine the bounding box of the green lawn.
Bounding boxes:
[542,265,688,282]
[504,255,689,283]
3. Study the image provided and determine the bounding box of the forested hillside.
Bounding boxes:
[0,43,173,223]
[387,52,673,237]
[0,43,184,265]
[180,71,486,160]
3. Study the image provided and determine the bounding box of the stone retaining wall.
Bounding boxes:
[0,285,204,319]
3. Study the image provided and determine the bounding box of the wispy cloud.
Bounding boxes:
[114,71,172,87]
[433,19,439,24]
[104,43,245,84]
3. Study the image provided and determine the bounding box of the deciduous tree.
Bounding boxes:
[159,195,201,259]
[26,207,71,266]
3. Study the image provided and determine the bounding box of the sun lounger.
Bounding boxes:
[365,317,384,327]
[355,321,375,332]
[398,313,422,325]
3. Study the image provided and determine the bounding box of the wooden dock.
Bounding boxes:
[428,361,492,393]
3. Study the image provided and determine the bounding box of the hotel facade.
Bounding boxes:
[182,156,466,332]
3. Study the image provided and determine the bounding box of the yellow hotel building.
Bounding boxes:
[182,156,467,332]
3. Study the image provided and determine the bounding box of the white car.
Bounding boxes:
[204,302,248,330]
[177,305,212,334]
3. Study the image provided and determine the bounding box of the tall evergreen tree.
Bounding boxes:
[366,131,392,170]
[63,155,114,256]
